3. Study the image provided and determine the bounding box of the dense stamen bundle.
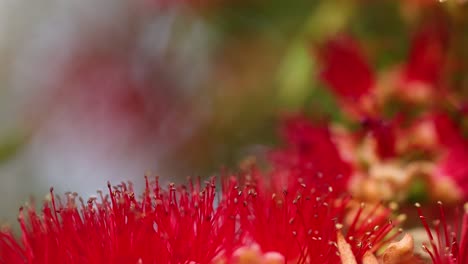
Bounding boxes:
[231,169,401,264]
[0,169,402,264]
[416,202,468,264]
[0,177,239,264]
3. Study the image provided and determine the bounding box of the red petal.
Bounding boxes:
[431,112,464,147]
[362,117,397,159]
[404,20,449,86]
[318,35,375,102]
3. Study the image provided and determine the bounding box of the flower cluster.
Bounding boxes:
[314,16,468,203]
[0,144,416,263]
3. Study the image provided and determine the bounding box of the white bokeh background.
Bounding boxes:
[0,0,215,222]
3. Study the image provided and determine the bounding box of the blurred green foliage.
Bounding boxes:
[0,131,26,163]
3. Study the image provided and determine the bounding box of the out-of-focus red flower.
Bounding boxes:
[401,111,468,199]
[404,21,449,85]
[317,35,376,109]
[398,20,450,102]
[404,112,463,152]
[317,20,449,107]
[435,142,468,200]
[30,52,201,192]
[50,55,185,139]
[361,117,398,160]
[430,112,464,147]
[271,116,352,193]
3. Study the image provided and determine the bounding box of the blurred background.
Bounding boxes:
[0,0,467,223]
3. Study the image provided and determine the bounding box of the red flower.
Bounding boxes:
[0,167,401,263]
[0,177,240,264]
[232,168,401,264]
[416,202,468,264]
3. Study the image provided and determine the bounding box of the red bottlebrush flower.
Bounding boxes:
[416,202,468,264]
[317,34,376,105]
[0,177,240,264]
[0,167,404,264]
[271,116,352,193]
[226,168,403,264]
